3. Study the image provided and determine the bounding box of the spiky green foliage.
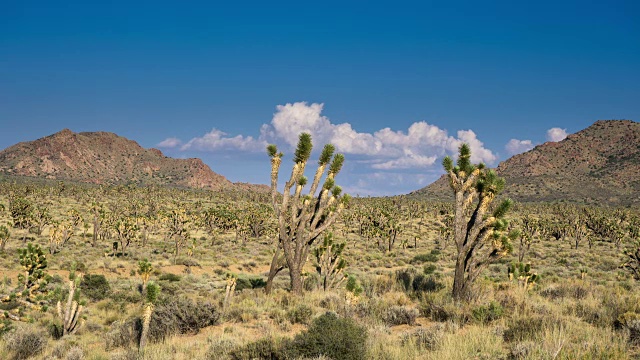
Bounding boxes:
[145,281,160,305]
[329,153,345,175]
[293,133,313,163]
[138,259,153,286]
[18,243,48,292]
[267,144,279,158]
[319,144,335,165]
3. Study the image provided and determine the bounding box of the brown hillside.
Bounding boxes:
[411,120,640,205]
[0,129,236,190]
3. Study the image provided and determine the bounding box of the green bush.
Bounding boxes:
[472,301,504,324]
[412,252,438,263]
[346,275,363,296]
[286,312,368,360]
[287,304,314,325]
[158,273,181,282]
[235,275,267,291]
[79,274,111,301]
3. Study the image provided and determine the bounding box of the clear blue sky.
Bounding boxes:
[1,0,638,195]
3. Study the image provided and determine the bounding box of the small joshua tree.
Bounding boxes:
[266,133,349,294]
[313,232,348,291]
[137,259,153,293]
[0,225,10,252]
[56,268,84,336]
[507,262,539,291]
[139,281,160,353]
[1,243,50,321]
[443,144,518,300]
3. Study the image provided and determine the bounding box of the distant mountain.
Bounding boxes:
[0,129,256,191]
[411,120,640,206]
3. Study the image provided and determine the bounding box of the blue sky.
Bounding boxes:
[1,0,639,195]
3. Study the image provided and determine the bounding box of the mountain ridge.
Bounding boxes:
[0,129,267,191]
[410,120,640,206]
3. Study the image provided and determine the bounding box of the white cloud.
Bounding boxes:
[157,137,182,148]
[261,102,496,168]
[505,139,535,155]
[180,129,266,152]
[161,102,497,173]
[546,127,568,142]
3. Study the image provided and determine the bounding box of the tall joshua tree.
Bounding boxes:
[266,133,349,294]
[443,144,518,300]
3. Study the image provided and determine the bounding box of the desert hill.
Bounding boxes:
[0,129,239,190]
[411,120,640,206]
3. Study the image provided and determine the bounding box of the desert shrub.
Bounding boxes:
[508,341,535,360]
[396,268,444,296]
[382,306,419,326]
[65,346,84,360]
[618,312,640,345]
[148,297,220,342]
[286,312,368,360]
[419,294,470,326]
[158,273,181,282]
[235,275,267,291]
[412,274,444,293]
[472,301,504,324]
[105,319,139,350]
[402,323,446,350]
[176,257,200,267]
[318,293,342,311]
[225,298,260,323]
[205,337,238,360]
[503,314,565,343]
[423,264,437,275]
[287,304,314,325]
[304,272,321,291]
[79,274,110,301]
[229,336,287,360]
[3,326,47,360]
[412,250,439,264]
[346,275,363,296]
[110,290,141,304]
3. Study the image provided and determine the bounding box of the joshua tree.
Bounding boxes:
[266,133,349,294]
[139,281,160,353]
[137,258,153,292]
[56,269,84,336]
[313,232,348,291]
[443,144,518,300]
[0,225,9,252]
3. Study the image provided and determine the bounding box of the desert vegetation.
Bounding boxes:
[0,140,639,359]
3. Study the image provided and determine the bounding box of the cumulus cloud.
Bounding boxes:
[546,127,568,142]
[157,137,182,148]
[163,102,497,173]
[180,129,266,152]
[260,102,496,169]
[505,139,535,155]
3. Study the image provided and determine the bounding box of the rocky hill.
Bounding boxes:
[411,120,640,206]
[0,129,239,190]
